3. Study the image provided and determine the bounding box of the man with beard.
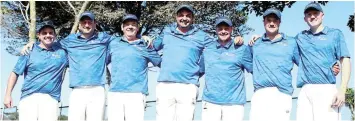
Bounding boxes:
[21,11,113,121]
[106,14,161,121]
[4,23,68,121]
[199,16,253,121]
[247,8,300,121]
[152,5,207,121]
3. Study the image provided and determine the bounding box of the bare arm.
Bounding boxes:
[339,57,351,93]
[332,57,351,108]
[3,72,19,108]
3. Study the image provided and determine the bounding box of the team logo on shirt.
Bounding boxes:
[52,53,61,58]
[223,52,236,57]
[277,41,288,46]
[88,40,101,44]
[318,36,327,40]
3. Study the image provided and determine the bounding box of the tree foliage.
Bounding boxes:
[2,1,353,56]
[345,88,355,120]
[58,115,68,120]
[347,14,354,32]
[242,1,328,16]
[32,1,252,37]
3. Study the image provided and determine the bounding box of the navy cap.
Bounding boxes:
[37,21,55,33]
[175,4,195,15]
[263,8,281,19]
[304,2,323,13]
[122,14,139,23]
[80,11,95,21]
[215,16,232,27]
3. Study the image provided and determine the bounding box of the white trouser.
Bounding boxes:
[201,101,244,121]
[107,92,146,121]
[68,86,105,121]
[296,84,341,121]
[249,87,292,121]
[18,93,58,121]
[156,82,198,121]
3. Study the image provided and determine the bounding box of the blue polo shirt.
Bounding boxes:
[59,32,113,88]
[296,27,350,88]
[107,37,161,95]
[13,43,68,101]
[251,33,299,95]
[153,23,212,86]
[200,39,253,105]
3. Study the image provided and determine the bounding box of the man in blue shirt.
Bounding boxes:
[295,3,351,121]
[21,11,114,121]
[106,14,161,121]
[248,8,300,121]
[4,23,68,121]
[199,16,253,121]
[147,5,244,121]
[58,11,114,121]
[152,5,209,121]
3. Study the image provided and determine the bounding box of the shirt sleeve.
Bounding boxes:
[204,35,215,48]
[106,37,119,65]
[146,48,162,67]
[13,55,29,75]
[335,30,350,60]
[292,40,300,66]
[58,35,70,50]
[242,45,253,73]
[153,27,168,51]
[198,51,205,77]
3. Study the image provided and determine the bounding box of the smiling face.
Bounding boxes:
[78,17,96,35]
[121,20,139,38]
[216,23,233,42]
[176,9,193,28]
[263,14,281,35]
[304,9,324,28]
[37,27,56,46]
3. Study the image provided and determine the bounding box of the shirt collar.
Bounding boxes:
[34,42,55,51]
[306,26,329,35]
[169,23,198,36]
[76,31,99,40]
[262,33,285,43]
[216,38,233,49]
[120,37,144,45]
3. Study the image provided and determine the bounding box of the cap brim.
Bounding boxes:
[80,14,94,21]
[264,13,281,19]
[304,7,321,13]
[37,25,55,33]
[122,18,139,23]
[216,21,232,27]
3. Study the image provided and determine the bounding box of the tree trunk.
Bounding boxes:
[29,0,36,42]
[70,1,91,34]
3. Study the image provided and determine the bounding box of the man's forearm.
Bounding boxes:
[340,57,351,93]
[5,72,19,97]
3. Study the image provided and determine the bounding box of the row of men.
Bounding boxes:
[3,2,351,121]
